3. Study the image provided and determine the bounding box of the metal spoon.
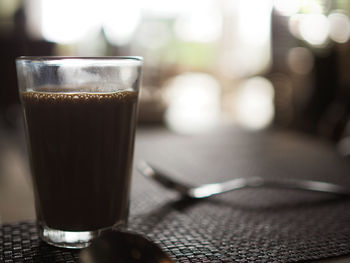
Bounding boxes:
[137,161,350,198]
[80,230,174,263]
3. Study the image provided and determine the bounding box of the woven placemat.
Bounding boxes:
[1,127,350,262]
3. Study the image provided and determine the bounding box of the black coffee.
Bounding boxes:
[21,88,138,231]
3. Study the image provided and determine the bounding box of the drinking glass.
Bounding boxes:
[16,57,142,248]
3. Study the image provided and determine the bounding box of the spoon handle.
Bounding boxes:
[138,161,350,199]
[194,177,350,198]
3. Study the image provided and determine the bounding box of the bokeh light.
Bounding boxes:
[299,14,329,46]
[235,77,275,130]
[328,11,350,44]
[164,73,221,134]
[287,47,314,75]
[288,14,303,40]
[6,0,349,135]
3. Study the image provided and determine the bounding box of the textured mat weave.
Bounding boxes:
[1,127,350,262]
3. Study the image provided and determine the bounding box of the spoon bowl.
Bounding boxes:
[80,230,174,263]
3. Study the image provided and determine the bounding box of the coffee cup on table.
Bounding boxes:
[16,57,142,249]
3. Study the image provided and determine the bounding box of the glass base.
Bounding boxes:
[39,225,110,249]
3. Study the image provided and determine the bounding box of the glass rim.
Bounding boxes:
[16,56,143,63]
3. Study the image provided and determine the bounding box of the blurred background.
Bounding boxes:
[1,0,350,139]
[1,0,350,222]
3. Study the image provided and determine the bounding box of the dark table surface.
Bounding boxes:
[1,124,350,262]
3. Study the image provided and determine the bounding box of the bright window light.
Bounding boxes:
[103,0,141,46]
[40,0,141,45]
[174,0,222,43]
[238,0,272,44]
[222,0,272,77]
[140,0,196,18]
[274,0,301,16]
[41,0,99,44]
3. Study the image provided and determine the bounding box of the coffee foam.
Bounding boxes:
[21,90,138,104]
[27,84,134,94]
